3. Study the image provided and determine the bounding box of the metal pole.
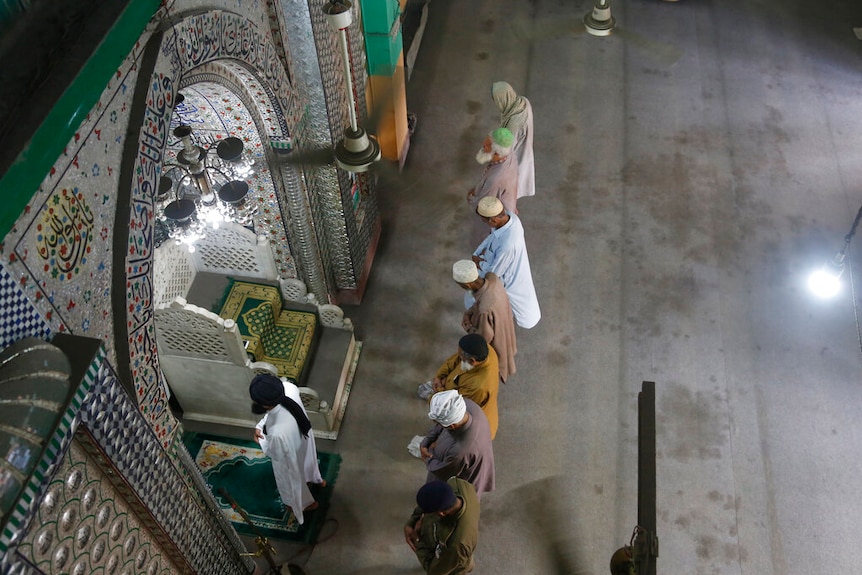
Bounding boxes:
[637,381,658,574]
[219,488,282,574]
[336,27,359,132]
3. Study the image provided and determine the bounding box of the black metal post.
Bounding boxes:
[636,381,658,574]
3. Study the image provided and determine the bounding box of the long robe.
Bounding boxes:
[468,155,519,214]
[492,81,535,198]
[435,347,500,439]
[508,100,535,198]
[463,272,517,382]
[421,399,495,496]
[468,155,519,246]
[473,212,541,329]
[255,380,323,524]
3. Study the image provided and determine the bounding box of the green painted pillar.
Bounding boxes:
[358,0,409,163]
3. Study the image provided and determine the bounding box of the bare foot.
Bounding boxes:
[304,501,319,511]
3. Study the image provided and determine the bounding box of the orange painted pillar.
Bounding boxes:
[358,0,409,164]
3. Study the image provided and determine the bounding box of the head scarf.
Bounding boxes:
[416,480,457,513]
[428,390,467,427]
[492,81,529,136]
[249,374,312,438]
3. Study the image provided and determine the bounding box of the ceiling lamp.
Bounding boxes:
[323,0,381,173]
[584,0,616,37]
[156,116,256,251]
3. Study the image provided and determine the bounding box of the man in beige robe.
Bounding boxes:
[452,259,517,383]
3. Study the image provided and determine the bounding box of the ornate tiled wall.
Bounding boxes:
[126,8,302,444]
[164,77,298,277]
[1,0,377,572]
[0,36,147,363]
[282,0,380,292]
[73,363,250,575]
[3,344,251,575]
[14,440,183,575]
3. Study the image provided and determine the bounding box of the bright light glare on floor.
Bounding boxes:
[808,269,842,298]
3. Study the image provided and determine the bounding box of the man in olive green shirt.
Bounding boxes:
[404,478,480,575]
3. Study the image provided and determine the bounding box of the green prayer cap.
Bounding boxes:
[490,127,514,149]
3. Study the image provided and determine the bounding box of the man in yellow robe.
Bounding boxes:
[419,334,500,439]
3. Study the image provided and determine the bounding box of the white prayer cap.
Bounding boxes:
[428,390,467,427]
[452,260,479,283]
[477,196,504,218]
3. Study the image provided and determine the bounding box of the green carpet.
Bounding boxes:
[216,280,318,382]
[184,432,340,543]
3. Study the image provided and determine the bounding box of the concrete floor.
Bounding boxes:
[246,0,862,573]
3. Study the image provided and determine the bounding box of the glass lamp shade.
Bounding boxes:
[163,199,196,222]
[216,137,244,162]
[219,180,250,205]
[157,176,173,200]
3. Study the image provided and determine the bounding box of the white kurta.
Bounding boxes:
[511,100,535,198]
[255,380,323,524]
[473,212,541,328]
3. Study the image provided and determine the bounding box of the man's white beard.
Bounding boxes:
[461,360,475,371]
[475,149,494,164]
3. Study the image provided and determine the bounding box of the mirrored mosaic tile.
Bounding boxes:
[0,262,51,350]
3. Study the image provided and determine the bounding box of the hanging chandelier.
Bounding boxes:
[155,116,256,251]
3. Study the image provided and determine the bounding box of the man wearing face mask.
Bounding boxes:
[417,334,499,439]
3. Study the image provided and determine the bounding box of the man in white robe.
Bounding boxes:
[472,197,541,329]
[250,374,324,525]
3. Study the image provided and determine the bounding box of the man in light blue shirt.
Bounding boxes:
[472,197,541,329]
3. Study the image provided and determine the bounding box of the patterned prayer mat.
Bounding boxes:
[216,280,317,382]
[184,433,340,543]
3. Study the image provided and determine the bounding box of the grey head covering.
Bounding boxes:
[492,81,529,136]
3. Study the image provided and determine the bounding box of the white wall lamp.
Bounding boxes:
[808,206,862,299]
[322,0,381,173]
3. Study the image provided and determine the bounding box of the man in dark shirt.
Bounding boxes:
[404,478,480,575]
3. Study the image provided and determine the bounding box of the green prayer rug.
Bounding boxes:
[216,280,318,382]
[184,432,340,543]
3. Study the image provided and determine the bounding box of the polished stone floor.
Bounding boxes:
[245,0,862,573]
